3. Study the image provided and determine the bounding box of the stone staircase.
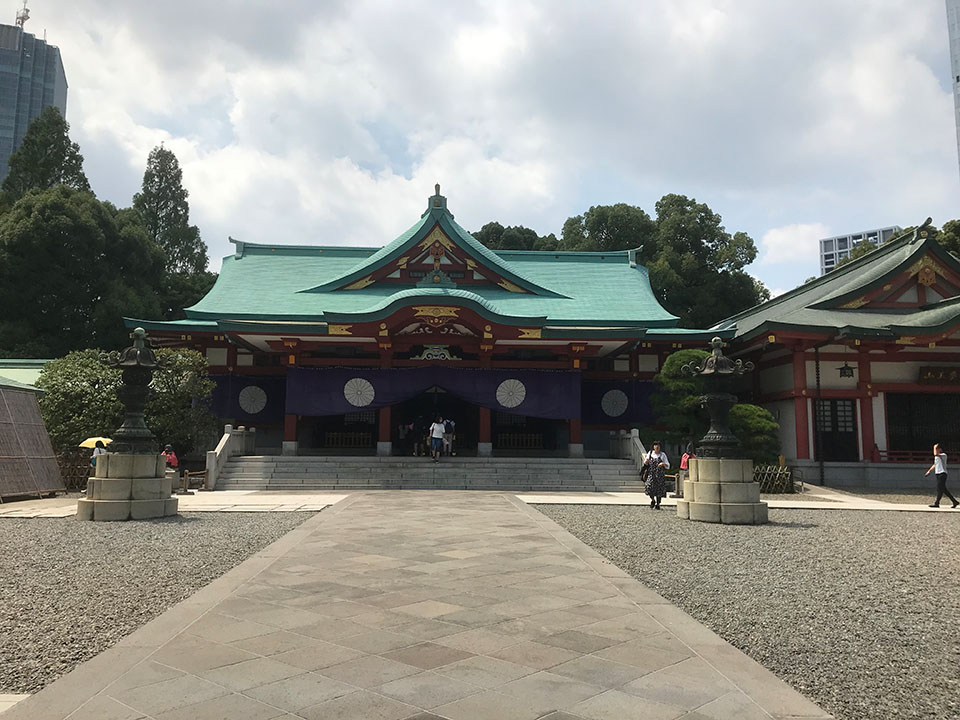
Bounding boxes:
[215,456,643,492]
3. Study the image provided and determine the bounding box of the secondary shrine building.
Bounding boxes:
[715,220,960,484]
[130,188,718,457]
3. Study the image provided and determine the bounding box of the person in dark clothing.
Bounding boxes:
[643,440,670,509]
[925,443,958,508]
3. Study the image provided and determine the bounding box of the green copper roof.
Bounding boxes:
[176,192,679,329]
[715,222,960,339]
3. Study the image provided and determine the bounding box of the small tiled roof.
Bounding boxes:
[0,375,42,394]
[714,223,960,340]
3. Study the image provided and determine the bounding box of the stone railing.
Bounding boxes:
[205,424,256,490]
[628,429,648,473]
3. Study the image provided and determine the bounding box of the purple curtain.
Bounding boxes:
[211,374,287,424]
[286,367,580,420]
[581,380,655,425]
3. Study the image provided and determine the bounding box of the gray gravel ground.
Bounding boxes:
[0,511,314,694]
[540,505,960,720]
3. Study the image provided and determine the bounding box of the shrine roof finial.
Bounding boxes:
[424,183,451,218]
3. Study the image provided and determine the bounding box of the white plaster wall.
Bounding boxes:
[206,348,228,366]
[759,364,793,393]
[764,400,795,459]
[637,355,659,372]
[872,393,887,451]
[870,361,957,383]
[805,360,859,390]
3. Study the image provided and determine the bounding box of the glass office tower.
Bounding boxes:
[0,23,67,182]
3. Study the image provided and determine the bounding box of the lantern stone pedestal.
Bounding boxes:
[77,453,178,521]
[677,337,768,525]
[676,457,767,525]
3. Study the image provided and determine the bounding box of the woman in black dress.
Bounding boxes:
[644,441,670,509]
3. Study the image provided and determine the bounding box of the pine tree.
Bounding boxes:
[133,145,208,274]
[2,107,90,199]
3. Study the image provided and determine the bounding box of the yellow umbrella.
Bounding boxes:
[78,437,112,449]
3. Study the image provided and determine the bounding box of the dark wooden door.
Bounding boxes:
[814,399,859,461]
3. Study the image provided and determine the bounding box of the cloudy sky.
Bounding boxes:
[24,0,960,295]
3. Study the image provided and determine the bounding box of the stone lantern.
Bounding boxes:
[676,337,768,525]
[76,328,178,521]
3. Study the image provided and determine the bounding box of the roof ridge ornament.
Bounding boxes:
[424,183,453,218]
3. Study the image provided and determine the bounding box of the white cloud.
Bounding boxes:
[24,0,960,288]
[760,223,831,265]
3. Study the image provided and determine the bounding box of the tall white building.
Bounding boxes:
[948,0,960,179]
[819,226,903,275]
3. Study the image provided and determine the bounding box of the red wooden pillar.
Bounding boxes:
[569,417,583,457]
[378,405,391,443]
[283,414,297,442]
[858,354,876,461]
[478,406,492,456]
[283,413,298,456]
[793,349,810,459]
[478,407,491,443]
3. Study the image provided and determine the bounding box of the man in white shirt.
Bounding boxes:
[429,416,445,463]
[925,443,958,508]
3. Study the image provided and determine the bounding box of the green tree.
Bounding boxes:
[2,107,90,199]
[35,350,122,451]
[0,186,163,357]
[158,271,218,320]
[647,194,767,327]
[559,203,656,252]
[650,349,709,445]
[729,404,781,464]
[133,145,208,274]
[937,219,960,257]
[472,222,558,251]
[651,348,781,464]
[37,347,217,453]
[144,348,218,453]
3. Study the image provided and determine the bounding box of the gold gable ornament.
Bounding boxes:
[413,306,459,327]
[343,275,375,290]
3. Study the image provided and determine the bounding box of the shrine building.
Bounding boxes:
[129,187,719,457]
[716,220,960,484]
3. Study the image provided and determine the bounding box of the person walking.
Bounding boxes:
[90,440,107,468]
[442,417,455,456]
[644,440,670,509]
[429,416,445,463]
[925,443,958,508]
[162,444,179,470]
[677,442,695,498]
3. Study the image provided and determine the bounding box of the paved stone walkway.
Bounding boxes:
[4,492,831,719]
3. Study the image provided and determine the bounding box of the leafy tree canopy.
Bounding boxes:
[560,203,656,252]
[478,196,768,327]
[646,194,767,327]
[133,145,208,274]
[37,347,217,453]
[937,219,960,257]
[0,186,163,357]
[2,107,90,199]
[472,222,558,251]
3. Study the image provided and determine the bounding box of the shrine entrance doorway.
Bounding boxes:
[393,388,479,456]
